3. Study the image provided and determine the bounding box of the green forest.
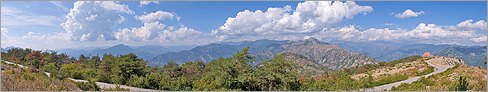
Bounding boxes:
[0,47,474,91]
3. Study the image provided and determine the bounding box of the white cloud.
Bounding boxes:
[140,1,159,6]
[212,1,373,41]
[457,20,487,30]
[1,28,8,47]
[394,9,425,18]
[470,36,487,43]
[1,7,62,26]
[116,21,166,41]
[1,28,8,38]
[135,11,178,23]
[116,10,212,46]
[312,22,485,45]
[61,1,134,41]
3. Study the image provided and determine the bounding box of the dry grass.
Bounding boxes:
[352,57,429,80]
[1,63,80,91]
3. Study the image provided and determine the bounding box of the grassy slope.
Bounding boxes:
[1,62,80,91]
[392,64,486,91]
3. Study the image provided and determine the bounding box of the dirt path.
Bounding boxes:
[365,58,453,91]
[68,78,158,91]
[1,60,158,91]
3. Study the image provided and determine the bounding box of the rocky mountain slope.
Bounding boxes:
[151,37,378,70]
[437,46,486,67]
[330,40,451,62]
[282,38,377,70]
[150,39,287,66]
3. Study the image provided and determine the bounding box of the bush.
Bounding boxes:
[452,76,469,91]
[372,74,409,86]
[76,80,100,91]
[101,85,130,91]
[416,66,434,76]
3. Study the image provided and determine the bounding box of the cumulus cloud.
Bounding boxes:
[470,36,487,43]
[312,22,485,45]
[136,11,179,23]
[61,1,134,41]
[1,28,8,38]
[140,1,159,6]
[1,28,8,47]
[212,1,373,41]
[394,9,425,18]
[115,11,212,45]
[457,20,487,30]
[116,21,166,41]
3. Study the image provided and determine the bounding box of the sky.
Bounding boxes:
[1,1,487,50]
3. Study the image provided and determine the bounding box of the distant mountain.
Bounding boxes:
[58,44,192,60]
[330,40,451,62]
[278,52,326,76]
[150,39,287,66]
[151,37,377,70]
[437,46,487,67]
[282,38,377,70]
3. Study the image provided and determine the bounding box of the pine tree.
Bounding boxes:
[455,76,469,91]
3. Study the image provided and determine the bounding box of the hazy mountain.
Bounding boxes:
[330,40,451,62]
[58,44,192,60]
[277,52,326,76]
[437,46,487,67]
[282,38,378,70]
[151,37,378,70]
[150,39,287,66]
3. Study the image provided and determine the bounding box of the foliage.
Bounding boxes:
[416,66,435,76]
[1,63,79,91]
[101,85,130,91]
[251,54,300,90]
[453,76,469,91]
[3,47,483,91]
[76,80,100,91]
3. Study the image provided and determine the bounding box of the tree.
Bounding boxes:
[88,55,101,68]
[116,53,147,84]
[79,54,88,62]
[97,54,115,83]
[25,51,43,68]
[193,47,255,90]
[162,62,182,78]
[253,54,300,91]
[455,76,469,91]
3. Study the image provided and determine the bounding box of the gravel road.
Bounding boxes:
[364,58,453,91]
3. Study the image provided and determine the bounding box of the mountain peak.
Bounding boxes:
[304,37,321,43]
[288,37,328,45]
[110,44,132,49]
[113,44,129,47]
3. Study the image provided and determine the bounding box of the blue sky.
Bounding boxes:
[1,1,487,50]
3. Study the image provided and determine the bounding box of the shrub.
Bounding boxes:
[76,80,100,91]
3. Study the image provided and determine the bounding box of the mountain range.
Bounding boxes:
[437,46,486,67]
[57,44,194,60]
[3,38,484,68]
[329,40,486,67]
[151,37,377,70]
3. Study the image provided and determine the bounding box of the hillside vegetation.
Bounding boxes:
[391,64,486,91]
[1,62,80,91]
[1,47,485,91]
